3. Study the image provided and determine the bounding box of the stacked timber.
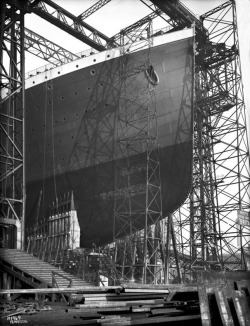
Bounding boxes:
[0,284,200,325]
[71,285,200,325]
[1,271,250,325]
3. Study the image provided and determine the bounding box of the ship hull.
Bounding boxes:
[25,29,194,247]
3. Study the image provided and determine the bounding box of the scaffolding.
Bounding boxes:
[172,1,250,280]
[112,21,164,284]
[1,0,250,285]
[0,0,28,250]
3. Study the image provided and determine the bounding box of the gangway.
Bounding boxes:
[0,248,89,294]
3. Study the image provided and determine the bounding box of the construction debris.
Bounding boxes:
[0,301,52,325]
[1,272,250,325]
[0,284,200,325]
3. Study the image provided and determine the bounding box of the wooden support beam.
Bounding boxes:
[75,299,170,309]
[122,282,197,291]
[84,294,168,302]
[197,283,211,326]
[0,286,123,295]
[215,290,234,326]
[97,314,201,325]
[97,306,131,313]
[2,272,11,300]
[232,292,250,326]
[124,288,169,294]
[0,263,42,288]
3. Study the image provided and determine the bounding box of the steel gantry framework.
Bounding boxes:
[30,0,112,51]
[1,0,250,284]
[171,0,250,280]
[0,0,114,250]
[23,27,80,66]
[0,0,30,249]
[113,21,164,284]
[101,0,250,283]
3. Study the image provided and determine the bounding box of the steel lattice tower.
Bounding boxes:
[171,1,250,281]
[113,21,164,284]
[0,0,27,249]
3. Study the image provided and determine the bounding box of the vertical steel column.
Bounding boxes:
[0,0,27,249]
[20,6,26,251]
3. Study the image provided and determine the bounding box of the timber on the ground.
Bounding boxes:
[1,271,250,325]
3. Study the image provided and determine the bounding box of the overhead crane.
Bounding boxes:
[2,0,208,68]
[18,0,206,66]
[30,0,112,51]
[24,0,209,63]
[77,0,111,21]
[24,27,80,66]
[1,0,250,284]
[141,0,205,37]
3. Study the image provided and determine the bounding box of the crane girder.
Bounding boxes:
[78,0,111,21]
[23,27,80,65]
[200,1,232,20]
[145,0,207,42]
[110,11,163,44]
[4,24,80,66]
[140,0,183,30]
[3,0,209,68]
[149,0,203,29]
[109,9,178,47]
[31,0,111,51]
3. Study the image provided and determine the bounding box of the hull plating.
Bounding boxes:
[25,31,194,246]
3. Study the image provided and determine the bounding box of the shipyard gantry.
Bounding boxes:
[1,0,250,323]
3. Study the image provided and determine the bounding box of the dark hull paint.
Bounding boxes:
[25,34,194,247]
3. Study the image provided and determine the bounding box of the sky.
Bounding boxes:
[24,0,250,129]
